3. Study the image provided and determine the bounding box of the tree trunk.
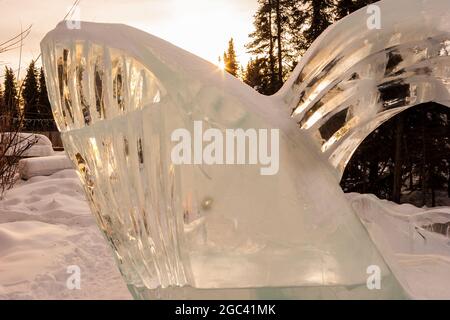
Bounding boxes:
[368,158,379,194]
[421,113,427,207]
[409,164,413,190]
[267,0,276,87]
[431,187,436,207]
[404,137,413,190]
[275,0,283,85]
[362,165,367,194]
[393,115,404,203]
[448,165,450,198]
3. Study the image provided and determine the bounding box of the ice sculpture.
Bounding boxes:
[40,0,450,299]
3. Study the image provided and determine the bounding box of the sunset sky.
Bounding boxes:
[0,0,257,78]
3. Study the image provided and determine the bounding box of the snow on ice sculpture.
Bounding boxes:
[40,0,450,299]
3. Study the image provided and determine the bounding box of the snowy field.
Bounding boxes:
[0,168,449,299]
[0,170,131,299]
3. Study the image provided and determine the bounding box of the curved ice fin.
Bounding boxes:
[279,0,450,178]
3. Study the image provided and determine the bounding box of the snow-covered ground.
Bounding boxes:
[0,170,131,299]
[0,168,449,299]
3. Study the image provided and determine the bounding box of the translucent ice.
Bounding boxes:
[40,0,450,299]
[280,0,450,177]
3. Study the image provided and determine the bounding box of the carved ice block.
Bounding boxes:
[40,0,450,299]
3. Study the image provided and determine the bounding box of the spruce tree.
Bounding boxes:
[38,68,51,115]
[247,0,278,94]
[23,61,40,124]
[223,38,239,77]
[246,0,292,94]
[0,84,4,116]
[303,0,333,49]
[3,67,18,118]
[38,67,55,130]
[273,0,293,83]
[243,57,271,94]
[336,0,378,20]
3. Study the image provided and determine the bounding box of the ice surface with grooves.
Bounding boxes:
[280,0,450,176]
[40,0,450,299]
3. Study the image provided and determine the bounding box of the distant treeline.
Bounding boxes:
[0,61,56,131]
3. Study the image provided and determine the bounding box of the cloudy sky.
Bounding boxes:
[0,0,257,78]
